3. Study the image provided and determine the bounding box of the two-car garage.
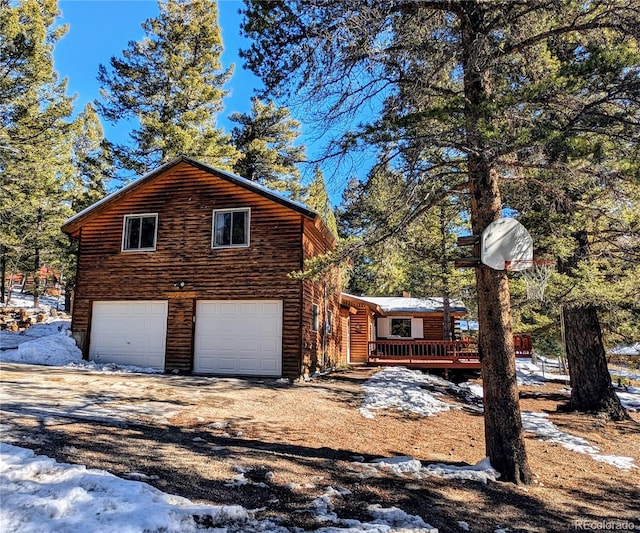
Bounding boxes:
[88,299,283,376]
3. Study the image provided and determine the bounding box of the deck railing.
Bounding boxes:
[368,340,474,358]
[367,334,532,370]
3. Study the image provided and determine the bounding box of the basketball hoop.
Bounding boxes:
[481,218,533,271]
[506,259,555,301]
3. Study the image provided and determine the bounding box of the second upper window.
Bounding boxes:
[212,208,250,248]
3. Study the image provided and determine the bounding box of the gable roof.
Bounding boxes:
[62,155,320,236]
[342,293,467,315]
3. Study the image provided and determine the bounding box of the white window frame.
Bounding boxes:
[212,208,251,248]
[121,213,158,252]
[312,303,319,332]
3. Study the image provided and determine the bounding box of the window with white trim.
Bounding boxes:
[212,208,250,248]
[312,304,319,332]
[122,214,158,251]
[326,310,333,334]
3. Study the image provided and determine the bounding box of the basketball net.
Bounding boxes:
[505,260,554,301]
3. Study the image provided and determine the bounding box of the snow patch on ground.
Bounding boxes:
[352,456,499,485]
[616,387,640,412]
[610,342,640,356]
[517,357,570,385]
[361,364,639,474]
[0,443,249,533]
[308,485,438,532]
[359,366,453,419]
[521,411,637,471]
[0,444,440,533]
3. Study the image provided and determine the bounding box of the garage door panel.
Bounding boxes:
[89,301,167,369]
[194,300,282,376]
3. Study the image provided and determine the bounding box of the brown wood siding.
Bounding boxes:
[348,305,372,364]
[339,308,350,364]
[165,298,194,370]
[421,314,461,340]
[71,162,307,377]
[423,316,443,340]
[299,219,343,375]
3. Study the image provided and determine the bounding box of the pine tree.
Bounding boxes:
[230,97,305,199]
[241,0,640,482]
[97,0,237,175]
[305,167,337,238]
[338,165,472,305]
[70,103,110,211]
[59,103,111,311]
[0,0,74,307]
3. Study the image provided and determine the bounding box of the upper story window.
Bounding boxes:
[213,208,250,248]
[122,214,158,251]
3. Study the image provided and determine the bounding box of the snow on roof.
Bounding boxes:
[344,294,467,314]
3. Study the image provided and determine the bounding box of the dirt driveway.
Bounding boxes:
[1,362,639,532]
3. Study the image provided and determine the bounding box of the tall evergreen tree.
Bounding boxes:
[241,0,640,483]
[305,166,338,237]
[338,164,472,304]
[59,103,111,311]
[506,152,638,420]
[230,97,305,199]
[0,0,74,307]
[97,0,237,175]
[70,103,110,212]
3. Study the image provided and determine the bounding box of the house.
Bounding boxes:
[61,155,343,379]
[340,293,474,367]
[340,293,532,370]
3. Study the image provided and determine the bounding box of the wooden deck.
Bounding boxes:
[367,334,532,370]
[367,340,482,370]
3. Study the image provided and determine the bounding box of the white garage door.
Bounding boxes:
[89,301,168,369]
[194,300,282,376]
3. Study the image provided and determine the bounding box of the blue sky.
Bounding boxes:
[55,1,257,144]
[53,0,351,202]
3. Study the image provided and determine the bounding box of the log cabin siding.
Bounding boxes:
[423,316,444,340]
[300,218,343,375]
[65,159,336,378]
[166,297,194,369]
[348,305,373,364]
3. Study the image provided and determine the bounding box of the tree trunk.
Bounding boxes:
[562,304,627,420]
[440,204,452,341]
[0,246,6,304]
[33,208,42,309]
[558,230,627,420]
[462,2,532,484]
[33,248,40,309]
[470,164,532,485]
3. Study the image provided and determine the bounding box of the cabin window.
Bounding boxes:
[390,318,412,338]
[122,214,158,251]
[212,208,250,248]
[312,304,319,332]
[326,310,333,334]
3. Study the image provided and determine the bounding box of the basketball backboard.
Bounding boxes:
[481,218,533,271]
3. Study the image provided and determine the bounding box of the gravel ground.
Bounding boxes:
[1,362,639,532]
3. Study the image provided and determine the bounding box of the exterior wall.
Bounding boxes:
[346,309,466,363]
[69,161,308,377]
[423,315,462,340]
[423,316,444,340]
[347,305,374,364]
[300,218,343,376]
